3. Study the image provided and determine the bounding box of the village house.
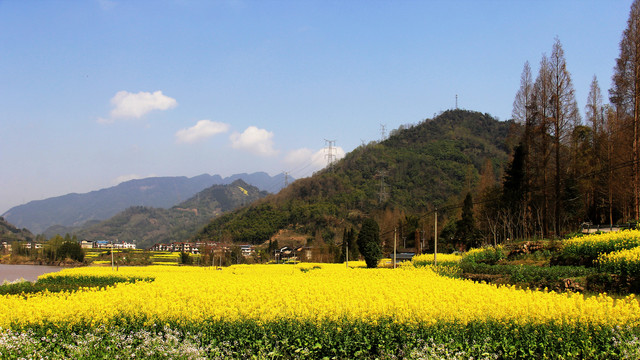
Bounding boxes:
[93,240,136,249]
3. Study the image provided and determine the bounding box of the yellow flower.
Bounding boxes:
[0,263,638,329]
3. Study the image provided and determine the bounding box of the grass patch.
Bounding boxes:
[0,275,154,296]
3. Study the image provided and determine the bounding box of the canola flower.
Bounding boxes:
[411,253,462,265]
[562,229,640,259]
[596,246,640,277]
[0,264,638,330]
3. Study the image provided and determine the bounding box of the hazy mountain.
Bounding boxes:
[3,172,289,234]
[74,179,268,249]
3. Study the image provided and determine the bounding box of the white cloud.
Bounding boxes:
[230,126,278,156]
[285,146,346,173]
[109,90,177,119]
[284,148,314,166]
[175,120,230,144]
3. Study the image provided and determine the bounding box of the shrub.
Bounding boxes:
[460,245,505,266]
[357,218,382,268]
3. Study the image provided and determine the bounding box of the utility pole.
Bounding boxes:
[345,237,349,269]
[111,240,114,271]
[393,227,397,269]
[434,208,438,266]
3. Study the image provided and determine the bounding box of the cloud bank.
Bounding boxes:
[230,126,278,156]
[175,120,230,143]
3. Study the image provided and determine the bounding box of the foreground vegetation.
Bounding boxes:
[410,230,640,295]
[1,229,639,358]
[1,263,639,359]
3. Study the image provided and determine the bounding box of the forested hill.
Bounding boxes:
[0,217,34,243]
[196,110,516,245]
[75,180,268,249]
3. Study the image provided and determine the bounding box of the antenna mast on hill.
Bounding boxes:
[455,94,458,109]
[324,139,337,170]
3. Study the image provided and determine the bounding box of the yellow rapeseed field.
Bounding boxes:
[596,246,640,276]
[0,264,638,330]
[412,253,462,264]
[598,246,640,264]
[564,229,640,251]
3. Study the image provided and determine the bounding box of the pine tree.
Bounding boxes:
[455,193,478,249]
[356,218,382,268]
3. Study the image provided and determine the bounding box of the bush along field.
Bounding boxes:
[0,264,639,359]
[441,230,640,294]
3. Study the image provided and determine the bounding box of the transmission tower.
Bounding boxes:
[380,124,387,142]
[284,171,289,187]
[324,139,337,170]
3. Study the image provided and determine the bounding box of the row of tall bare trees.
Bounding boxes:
[480,1,640,240]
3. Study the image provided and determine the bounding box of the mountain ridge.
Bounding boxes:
[3,172,289,234]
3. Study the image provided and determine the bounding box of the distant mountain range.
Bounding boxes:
[2,172,289,234]
[73,179,268,249]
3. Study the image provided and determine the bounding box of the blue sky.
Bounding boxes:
[0,0,633,214]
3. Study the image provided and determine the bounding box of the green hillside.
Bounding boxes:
[77,180,267,249]
[196,110,515,245]
[0,217,34,243]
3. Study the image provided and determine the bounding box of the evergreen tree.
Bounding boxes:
[356,218,382,268]
[339,228,348,262]
[339,228,359,262]
[455,193,478,249]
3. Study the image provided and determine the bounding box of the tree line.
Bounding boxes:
[473,1,640,243]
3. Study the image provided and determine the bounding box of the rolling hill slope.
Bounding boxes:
[196,110,516,245]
